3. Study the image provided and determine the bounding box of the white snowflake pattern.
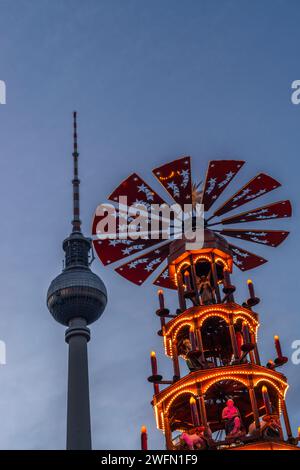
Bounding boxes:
[144,257,162,272]
[256,214,277,220]
[249,237,268,244]
[205,177,217,195]
[161,269,169,279]
[128,258,149,269]
[245,231,267,237]
[245,189,267,201]
[232,255,243,266]
[122,244,145,255]
[137,183,154,201]
[180,169,190,188]
[218,171,234,189]
[109,239,133,246]
[233,188,251,202]
[231,248,249,258]
[246,208,269,217]
[167,181,180,198]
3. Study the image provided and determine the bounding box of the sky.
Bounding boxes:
[0,0,300,450]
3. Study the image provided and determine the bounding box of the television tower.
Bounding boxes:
[47,112,107,450]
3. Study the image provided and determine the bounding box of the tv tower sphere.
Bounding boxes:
[47,231,107,326]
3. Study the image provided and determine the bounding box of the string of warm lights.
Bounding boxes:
[232,315,257,335]
[165,390,197,414]
[153,366,288,411]
[160,411,165,432]
[193,254,212,264]
[174,260,191,287]
[158,171,175,181]
[202,375,249,394]
[254,377,289,399]
[165,306,259,338]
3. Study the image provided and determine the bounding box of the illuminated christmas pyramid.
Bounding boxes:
[92,157,299,450]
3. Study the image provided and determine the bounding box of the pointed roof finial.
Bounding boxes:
[72,111,81,232]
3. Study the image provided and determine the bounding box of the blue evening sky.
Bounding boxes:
[0,0,299,449]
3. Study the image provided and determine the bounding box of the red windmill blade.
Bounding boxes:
[213,173,281,218]
[153,266,177,290]
[201,160,245,212]
[152,156,192,207]
[216,229,289,248]
[115,242,172,285]
[218,200,292,225]
[228,244,267,271]
[108,172,167,208]
[93,237,171,266]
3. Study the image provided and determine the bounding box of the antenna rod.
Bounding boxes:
[72,111,81,232]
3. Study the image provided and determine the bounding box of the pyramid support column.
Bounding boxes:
[189,256,200,305]
[251,332,261,365]
[171,340,180,381]
[177,280,186,312]
[195,321,205,361]
[211,255,221,303]
[281,399,293,439]
[163,409,173,450]
[248,378,260,432]
[229,318,240,361]
[196,384,208,429]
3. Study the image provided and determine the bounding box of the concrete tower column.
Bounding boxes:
[65,318,91,450]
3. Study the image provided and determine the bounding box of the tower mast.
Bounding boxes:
[72,111,81,233]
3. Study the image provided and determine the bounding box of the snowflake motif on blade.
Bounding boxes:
[232,256,243,266]
[128,258,149,269]
[144,258,162,272]
[206,178,217,195]
[137,184,154,201]
[218,171,234,188]
[167,181,180,198]
[231,248,249,258]
[109,239,133,246]
[122,245,145,255]
[180,169,190,188]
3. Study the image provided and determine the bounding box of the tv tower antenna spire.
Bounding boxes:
[72,111,81,233]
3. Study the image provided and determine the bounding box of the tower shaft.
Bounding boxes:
[65,318,91,450]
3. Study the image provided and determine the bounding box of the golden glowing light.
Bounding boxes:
[150,351,156,358]
[159,171,175,181]
[141,425,147,434]
[189,396,196,405]
[247,279,253,285]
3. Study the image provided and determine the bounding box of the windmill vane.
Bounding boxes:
[92,157,291,287]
